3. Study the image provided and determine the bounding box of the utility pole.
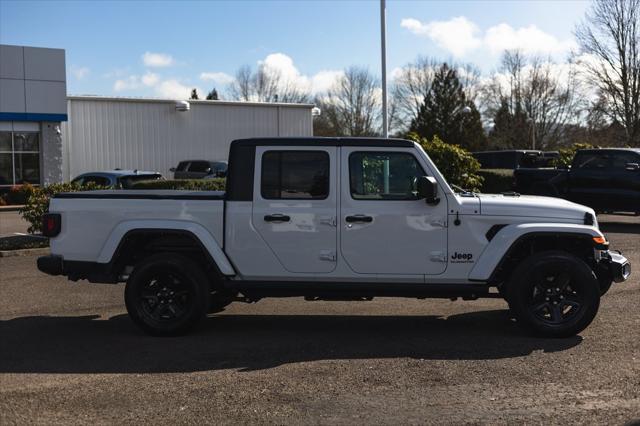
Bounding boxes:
[380,0,388,138]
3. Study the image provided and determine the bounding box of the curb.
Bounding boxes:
[0,205,24,212]
[0,247,49,258]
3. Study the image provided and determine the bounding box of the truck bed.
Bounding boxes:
[49,190,226,263]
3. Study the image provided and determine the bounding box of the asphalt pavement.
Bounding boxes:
[1,214,639,424]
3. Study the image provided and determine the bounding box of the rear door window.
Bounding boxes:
[261,151,329,199]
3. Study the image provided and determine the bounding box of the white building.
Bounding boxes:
[61,96,314,181]
[0,44,67,188]
[1,44,314,187]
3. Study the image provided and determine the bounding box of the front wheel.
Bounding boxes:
[506,251,600,338]
[125,253,209,336]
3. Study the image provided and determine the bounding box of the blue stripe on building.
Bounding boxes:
[0,112,68,122]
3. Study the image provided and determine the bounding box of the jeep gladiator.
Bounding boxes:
[37,138,631,337]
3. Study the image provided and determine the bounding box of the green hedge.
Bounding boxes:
[407,133,484,191]
[20,182,106,234]
[129,179,226,191]
[478,169,514,194]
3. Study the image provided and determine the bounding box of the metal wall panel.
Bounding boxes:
[61,98,313,181]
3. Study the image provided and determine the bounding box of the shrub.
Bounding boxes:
[4,183,37,205]
[555,143,595,168]
[407,133,484,191]
[20,182,105,234]
[478,169,514,193]
[129,179,226,191]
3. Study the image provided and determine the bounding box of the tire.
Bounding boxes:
[506,250,600,338]
[125,253,209,336]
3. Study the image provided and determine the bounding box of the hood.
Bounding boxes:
[478,194,594,222]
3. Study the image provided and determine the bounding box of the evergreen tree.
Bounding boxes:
[409,63,486,151]
[206,88,219,100]
[190,89,199,100]
[488,99,530,149]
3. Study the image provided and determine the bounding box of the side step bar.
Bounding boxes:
[224,281,497,301]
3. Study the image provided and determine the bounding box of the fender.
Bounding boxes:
[97,220,236,276]
[468,223,604,282]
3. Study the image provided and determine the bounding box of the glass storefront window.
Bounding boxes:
[0,131,41,186]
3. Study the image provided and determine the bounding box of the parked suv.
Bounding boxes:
[71,170,163,189]
[171,160,227,179]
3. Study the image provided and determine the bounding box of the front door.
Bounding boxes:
[568,151,613,210]
[252,147,338,273]
[340,148,448,275]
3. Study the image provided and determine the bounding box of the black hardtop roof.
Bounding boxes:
[231,137,415,148]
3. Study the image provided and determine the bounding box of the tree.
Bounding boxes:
[313,67,380,137]
[391,56,480,133]
[228,63,310,103]
[487,98,529,149]
[575,0,640,146]
[481,51,584,149]
[409,63,487,151]
[190,89,199,100]
[206,88,219,100]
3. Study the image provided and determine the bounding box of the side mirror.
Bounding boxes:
[206,168,214,175]
[625,162,639,171]
[417,176,440,205]
[169,167,176,172]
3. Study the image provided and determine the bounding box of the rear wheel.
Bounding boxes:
[125,253,208,336]
[506,251,600,337]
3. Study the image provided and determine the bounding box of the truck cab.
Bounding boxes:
[37,138,631,337]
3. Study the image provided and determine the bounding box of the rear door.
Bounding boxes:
[609,151,640,211]
[251,147,337,273]
[340,147,448,275]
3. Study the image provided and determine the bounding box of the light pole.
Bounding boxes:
[380,0,388,138]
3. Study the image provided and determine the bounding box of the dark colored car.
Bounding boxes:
[170,160,227,179]
[71,170,163,189]
[514,148,640,214]
[473,150,560,169]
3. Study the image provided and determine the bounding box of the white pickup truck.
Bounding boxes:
[37,138,631,337]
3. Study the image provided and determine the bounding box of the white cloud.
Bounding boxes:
[142,72,160,86]
[154,79,200,99]
[311,70,344,94]
[484,23,576,55]
[401,16,481,57]
[70,66,90,80]
[142,52,174,68]
[199,72,234,85]
[402,16,576,58]
[113,75,140,91]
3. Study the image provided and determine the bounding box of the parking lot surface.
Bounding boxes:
[1,215,639,424]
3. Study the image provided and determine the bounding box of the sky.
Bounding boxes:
[0,0,591,99]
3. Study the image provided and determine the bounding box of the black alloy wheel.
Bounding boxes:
[125,253,208,336]
[507,250,600,338]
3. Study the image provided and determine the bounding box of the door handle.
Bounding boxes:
[264,214,291,222]
[345,215,373,223]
